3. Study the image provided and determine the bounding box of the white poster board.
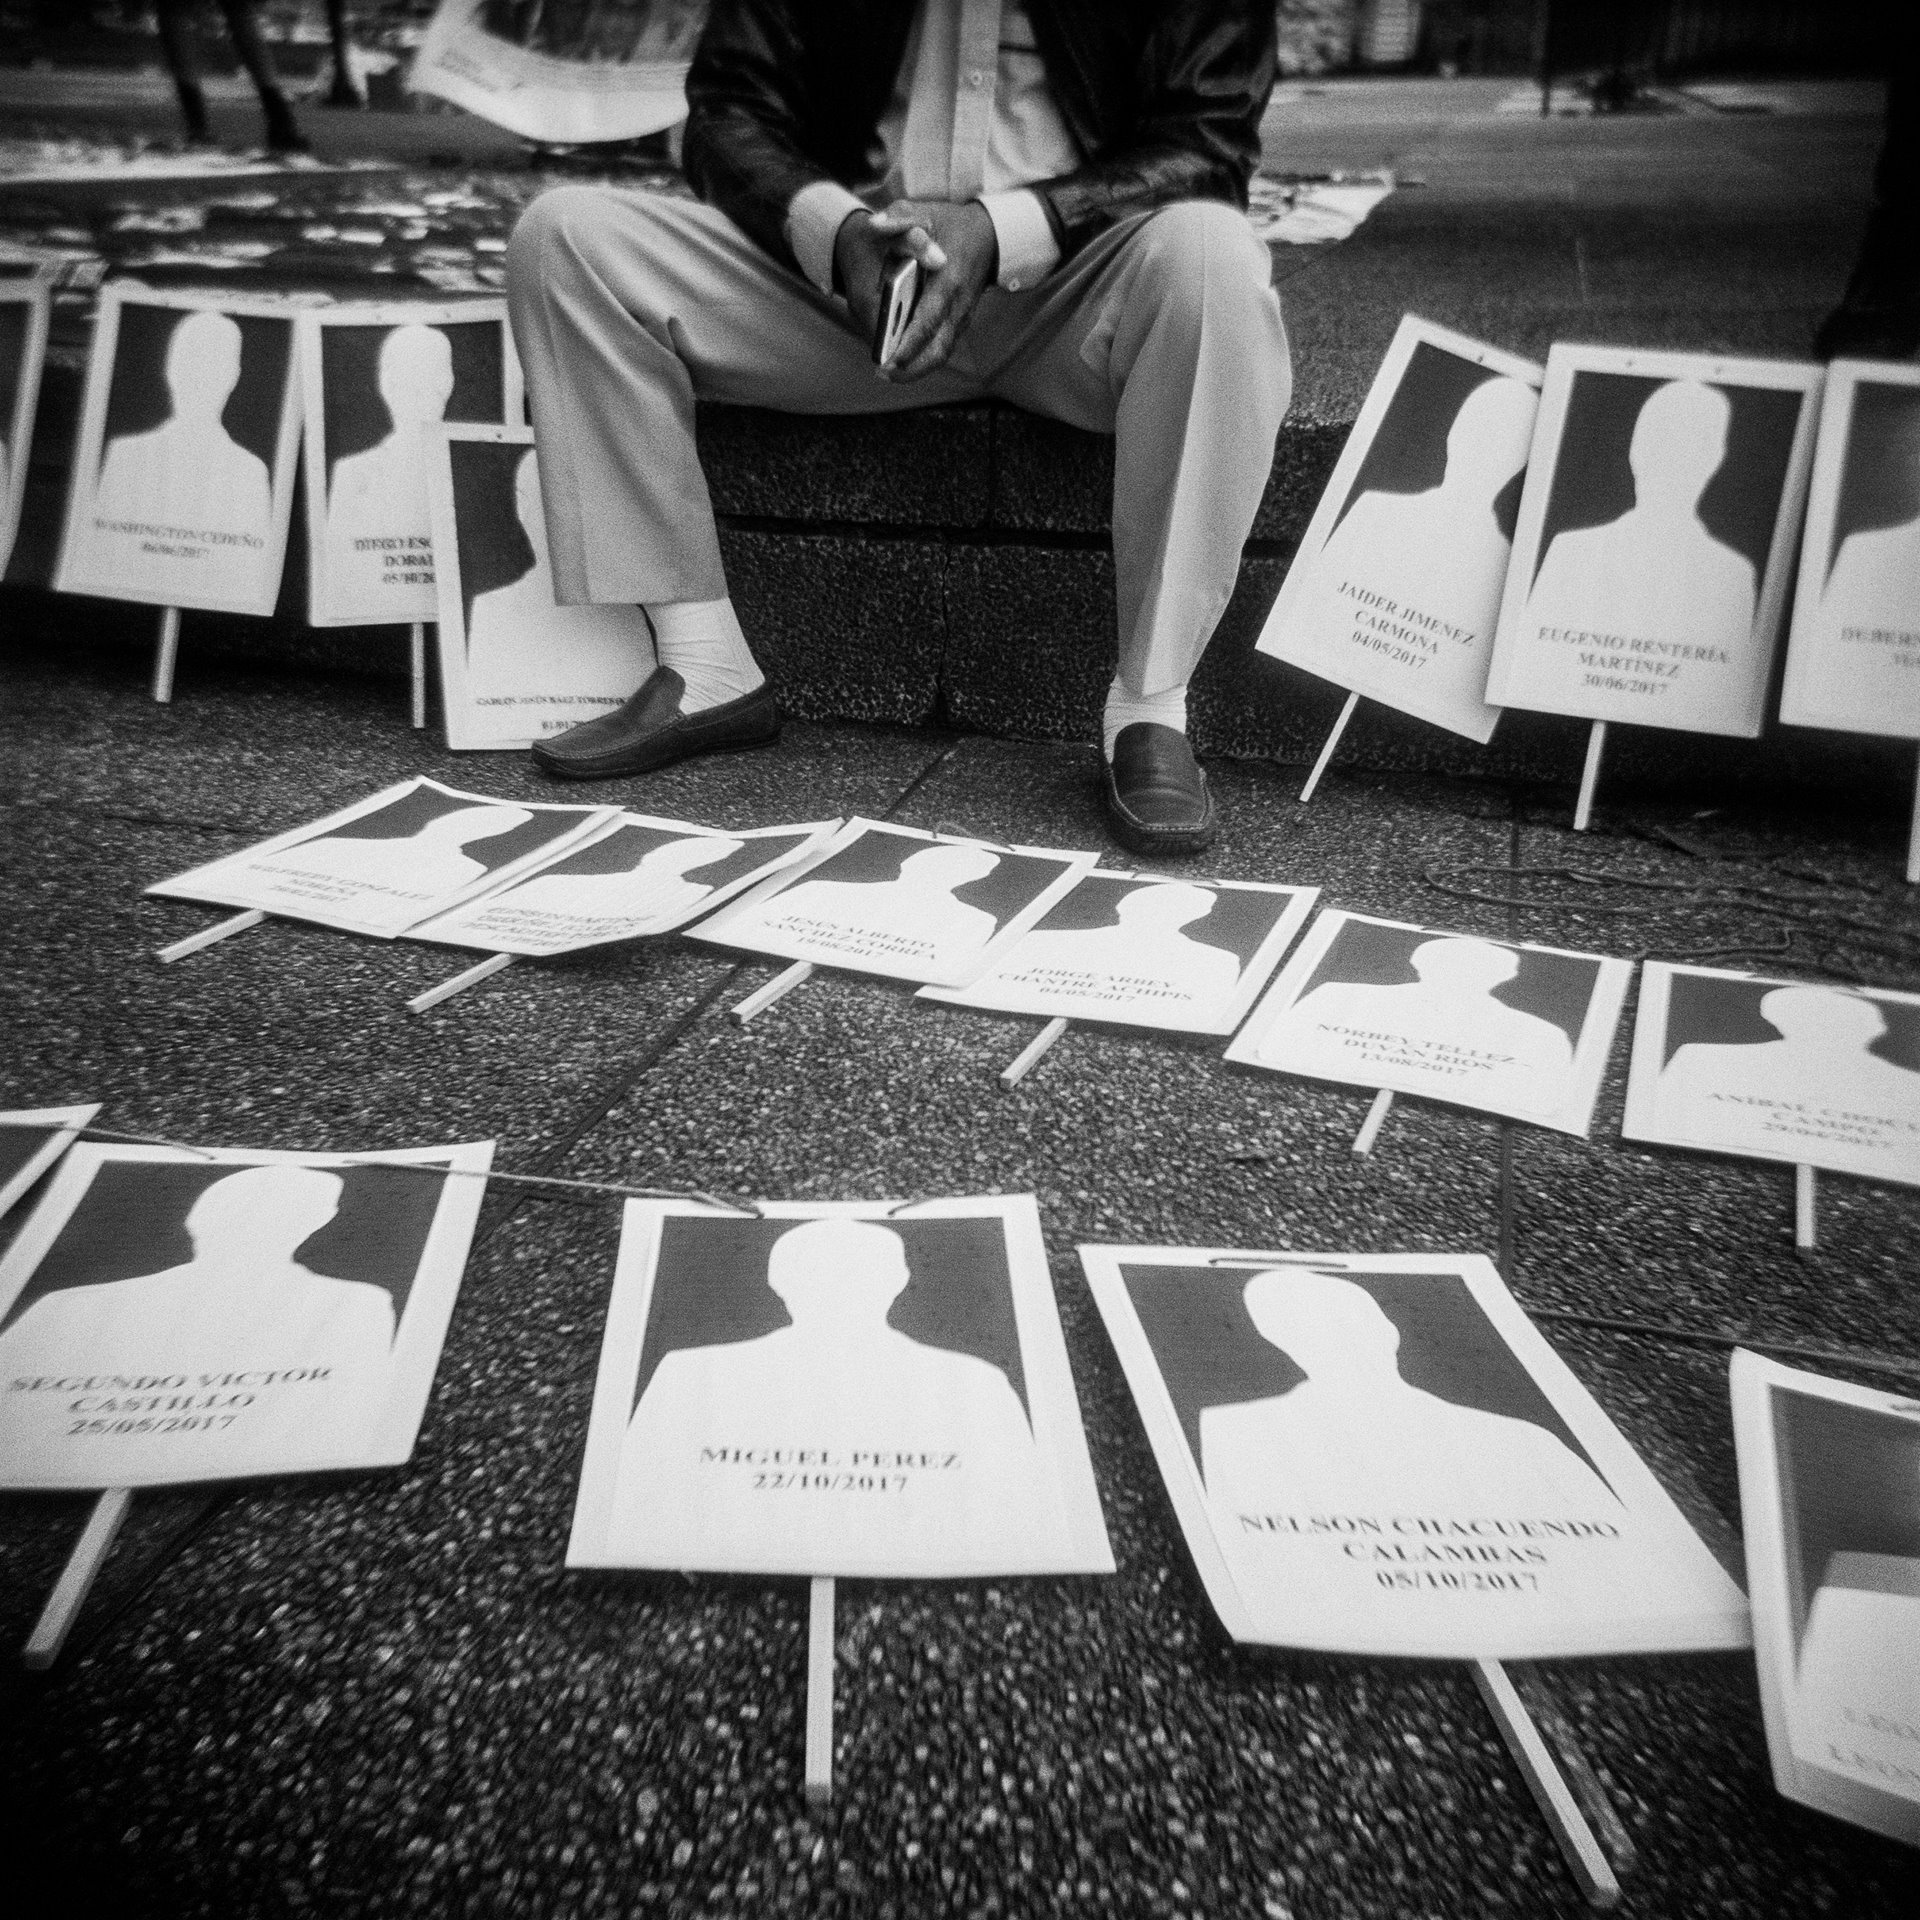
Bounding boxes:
[1224,909,1632,1136]
[408,814,842,955]
[147,776,615,939]
[690,818,1097,990]
[1624,962,1920,1188]
[921,873,1318,1035]
[0,1103,100,1223]
[1780,359,1920,741]
[299,302,519,628]
[1732,1350,1920,1847]
[567,1196,1114,1580]
[0,1139,493,1490]
[428,426,654,751]
[0,270,51,576]
[1256,316,1541,743]
[55,283,304,616]
[1083,1244,1750,1660]
[1486,344,1823,737]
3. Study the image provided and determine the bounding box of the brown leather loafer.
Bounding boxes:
[531,667,780,780]
[1101,722,1217,856]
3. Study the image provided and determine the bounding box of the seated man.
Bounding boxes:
[506,0,1289,855]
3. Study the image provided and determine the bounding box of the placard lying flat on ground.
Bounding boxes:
[0,1103,100,1223]
[0,1139,493,1490]
[429,426,654,750]
[689,819,1097,990]
[55,283,303,615]
[300,302,518,628]
[148,776,615,939]
[408,815,842,955]
[1083,1244,1750,1660]
[0,270,51,576]
[1224,910,1631,1135]
[920,873,1318,1035]
[1624,962,1920,1188]
[568,1196,1114,1579]
[1732,1350,1920,1846]
[1486,344,1823,737]
[1780,359,1920,741]
[1256,316,1540,743]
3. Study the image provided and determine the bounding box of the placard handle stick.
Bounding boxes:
[804,1576,835,1807]
[408,951,514,1015]
[1472,1658,1620,1909]
[151,606,181,704]
[1794,1163,1816,1254]
[1352,1087,1394,1155]
[1299,692,1360,804]
[156,908,266,964]
[1906,745,1919,885]
[410,622,428,731]
[24,1488,133,1670]
[1572,721,1607,832]
[733,961,814,1025]
[1002,1017,1069,1088]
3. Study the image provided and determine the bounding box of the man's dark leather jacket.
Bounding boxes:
[683,1,1278,276]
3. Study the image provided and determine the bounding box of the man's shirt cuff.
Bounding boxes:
[978,188,1060,292]
[786,180,868,295]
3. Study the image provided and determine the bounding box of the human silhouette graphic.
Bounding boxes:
[0,1166,394,1467]
[95,310,272,541]
[1001,882,1240,1013]
[1259,935,1575,1115]
[466,450,651,705]
[1527,380,1758,661]
[1662,986,1920,1126]
[767,844,1002,956]
[284,803,534,899]
[608,1217,1041,1568]
[326,324,454,600]
[496,834,746,935]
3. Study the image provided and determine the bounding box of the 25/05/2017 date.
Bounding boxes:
[752,1470,909,1493]
[1377,1568,1540,1593]
[69,1413,240,1437]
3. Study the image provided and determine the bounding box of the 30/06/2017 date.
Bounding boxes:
[752,1470,910,1494]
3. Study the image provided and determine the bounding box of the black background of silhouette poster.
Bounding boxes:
[780,826,1076,934]
[450,436,540,625]
[533,823,811,895]
[0,1123,53,1197]
[321,319,504,483]
[0,298,29,444]
[1659,971,1920,1072]
[1826,380,1920,577]
[1016,874,1285,969]
[99,303,291,478]
[281,780,587,879]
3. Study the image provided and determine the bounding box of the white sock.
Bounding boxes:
[642,597,766,713]
[1102,677,1188,759]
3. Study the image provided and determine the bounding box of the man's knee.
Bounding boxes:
[507,185,674,299]
[1131,199,1275,307]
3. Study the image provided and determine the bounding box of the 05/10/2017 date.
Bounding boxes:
[1377,1568,1540,1593]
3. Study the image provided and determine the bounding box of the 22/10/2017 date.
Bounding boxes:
[752,1471,909,1493]
[1377,1568,1540,1593]
[69,1413,241,1437]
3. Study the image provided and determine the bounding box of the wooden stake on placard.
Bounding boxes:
[407,951,514,1015]
[151,606,181,704]
[24,1488,133,1671]
[1002,1017,1069,1088]
[804,1576,835,1806]
[1472,1658,1621,1909]
[732,961,814,1025]
[410,622,428,731]
[1572,721,1607,832]
[1299,691,1360,804]
[1352,1088,1394,1156]
[1906,745,1919,885]
[1794,1163,1816,1254]
[155,908,266,964]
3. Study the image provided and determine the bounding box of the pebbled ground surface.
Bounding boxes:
[1,633,1916,1918]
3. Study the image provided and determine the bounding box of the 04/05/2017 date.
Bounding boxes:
[751,1470,910,1493]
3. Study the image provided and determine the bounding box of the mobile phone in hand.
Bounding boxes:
[873,255,921,367]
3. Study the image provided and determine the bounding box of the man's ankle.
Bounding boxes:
[644,598,766,713]
[1102,678,1188,759]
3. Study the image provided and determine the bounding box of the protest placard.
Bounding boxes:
[148,776,615,939]
[1224,910,1631,1136]
[55,284,303,617]
[921,873,1318,1036]
[408,814,841,955]
[0,270,50,577]
[1082,1244,1750,1660]
[0,1104,99,1223]
[300,302,519,629]
[567,1196,1113,1580]
[0,1139,492,1490]
[428,426,655,751]
[1731,1350,1920,1847]
[1624,962,1920,1189]
[1257,316,1541,752]
[690,819,1096,990]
